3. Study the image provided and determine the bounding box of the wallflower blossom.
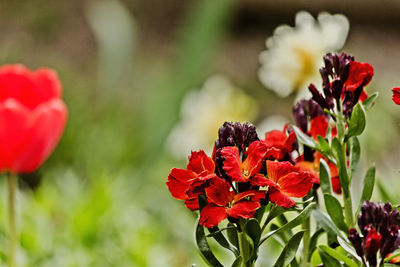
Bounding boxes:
[166,75,258,159]
[0,64,67,173]
[263,160,313,208]
[199,177,265,228]
[166,150,215,210]
[258,11,349,98]
[349,201,400,267]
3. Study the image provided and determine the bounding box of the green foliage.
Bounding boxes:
[345,103,366,141]
[273,231,304,267]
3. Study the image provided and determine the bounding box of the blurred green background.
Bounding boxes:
[0,0,400,266]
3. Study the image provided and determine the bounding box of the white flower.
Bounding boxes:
[166,75,258,159]
[258,11,349,98]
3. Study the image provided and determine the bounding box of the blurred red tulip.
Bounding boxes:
[0,64,67,173]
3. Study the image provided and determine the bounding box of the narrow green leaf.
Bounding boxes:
[259,203,316,246]
[231,256,242,267]
[244,219,261,248]
[331,138,350,196]
[208,227,239,256]
[348,136,361,176]
[385,251,400,262]
[227,223,239,250]
[308,228,325,260]
[312,208,347,241]
[363,92,379,110]
[292,126,319,150]
[317,135,330,155]
[262,205,286,231]
[323,194,348,232]
[346,103,366,140]
[319,245,359,267]
[318,248,342,267]
[195,222,224,267]
[273,231,304,267]
[254,206,266,223]
[357,165,376,215]
[377,179,393,202]
[290,258,300,267]
[319,159,332,195]
[337,237,363,263]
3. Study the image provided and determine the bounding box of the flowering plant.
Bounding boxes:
[166,51,400,267]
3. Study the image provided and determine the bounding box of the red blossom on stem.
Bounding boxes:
[199,177,265,228]
[0,64,67,173]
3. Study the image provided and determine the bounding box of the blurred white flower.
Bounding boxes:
[258,11,349,98]
[166,75,258,159]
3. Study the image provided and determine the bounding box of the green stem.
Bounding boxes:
[7,172,18,267]
[343,193,354,227]
[239,221,254,267]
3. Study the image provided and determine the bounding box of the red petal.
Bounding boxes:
[166,168,196,200]
[199,204,227,228]
[233,190,265,203]
[187,150,215,175]
[185,174,215,199]
[331,176,342,194]
[269,188,296,209]
[243,141,269,176]
[344,61,374,92]
[294,161,319,184]
[13,99,67,173]
[185,198,199,211]
[266,160,293,183]
[278,172,313,198]
[226,201,260,219]
[0,65,62,110]
[250,174,277,187]
[309,116,328,139]
[205,178,234,206]
[0,99,32,172]
[264,130,286,147]
[392,87,400,105]
[221,146,247,182]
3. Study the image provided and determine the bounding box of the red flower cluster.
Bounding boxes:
[166,123,314,228]
[393,87,400,105]
[0,65,67,173]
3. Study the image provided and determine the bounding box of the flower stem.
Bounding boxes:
[343,193,354,227]
[7,172,18,267]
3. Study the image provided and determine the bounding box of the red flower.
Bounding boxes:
[308,116,329,140]
[166,150,215,210]
[344,61,374,102]
[365,228,382,257]
[264,161,313,209]
[199,177,265,228]
[220,141,278,183]
[392,87,400,105]
[264,125,296,160]
[0,64,67,173]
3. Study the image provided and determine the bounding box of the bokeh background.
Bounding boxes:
[0,0,400,266]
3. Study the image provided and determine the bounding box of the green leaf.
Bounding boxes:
[346,103,366,140]
[231,256,242,267]
[259,203,316,246]
[292,126,319,150]
[385,251,400,262]
[312,208,347,241]
[308,228,325,260]
[363,92,379,110]
[227,223,239,250]
[357,165,376,214]
[254,206,266,223]
[331,138,350,197]
[273,231,304,267]
[319,245,359,267]
[262,205,287,231]
[318,248,342,267]
[377,179,393,202]
[208,227,239,256]
[348,136,361,176]
[319,159,332,195]
[323,194,347,232]
[317,135,330,155]
[195,221,224,267]
[337,237,363,263]
[244,219,261,248]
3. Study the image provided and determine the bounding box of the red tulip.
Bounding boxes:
[0,64,67,173]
